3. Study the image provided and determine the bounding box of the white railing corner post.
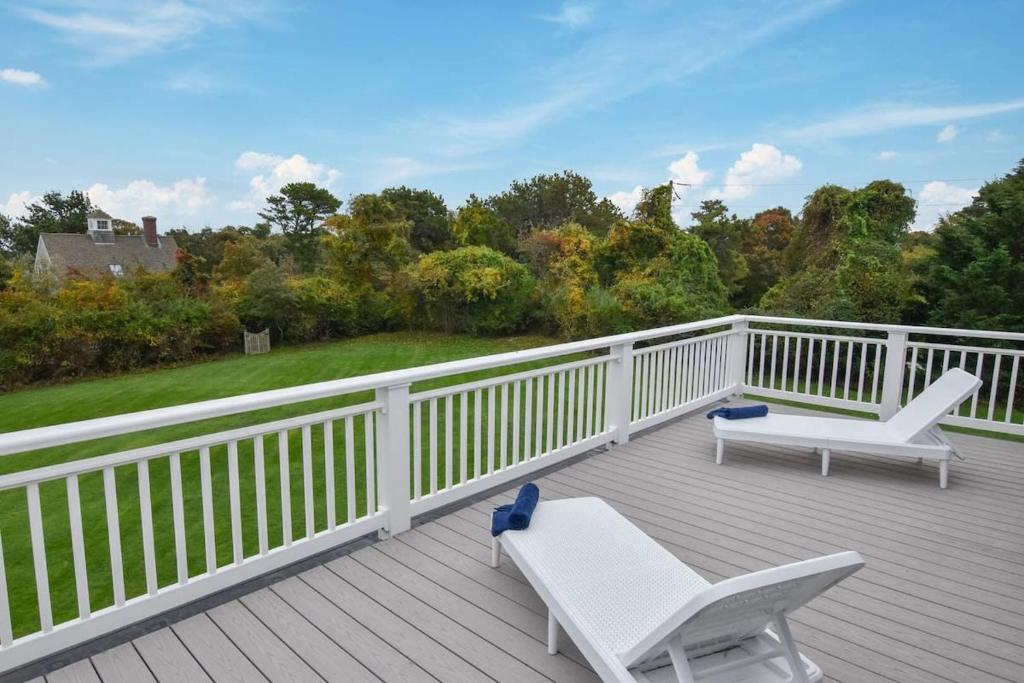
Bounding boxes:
[606,341,634,444]
[375,383,412,538]
[879,331,908,419]
[728,319,750,396]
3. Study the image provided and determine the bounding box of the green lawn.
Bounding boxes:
[0,331,569,638]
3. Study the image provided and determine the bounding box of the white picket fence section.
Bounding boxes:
[0,313,1021,672]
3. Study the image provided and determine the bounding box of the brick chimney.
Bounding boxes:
[142,216,158,247]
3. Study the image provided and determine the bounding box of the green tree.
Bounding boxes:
[258,182,341,272]
[690,199,750,301]
[921,160,1024,332]
[487,170,622,238]
[762,180,916,323]
[451,195,518,255]
[0,191,93,256]
[236,265,298,339]
[322,194,414,291]
[380,186,453,253]
[632,183,676,232]
[736,207,795,308]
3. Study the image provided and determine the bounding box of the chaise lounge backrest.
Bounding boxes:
[620,552,865,669]
[885,368,982,443]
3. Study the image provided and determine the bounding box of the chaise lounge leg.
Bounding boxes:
[940,460,948,489]
[547,609,558,655]
[490,536,501,568]
[772,612,810,683]
[716,439,724,465]
[821,448,830,477]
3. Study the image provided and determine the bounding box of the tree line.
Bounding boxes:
[0,160,1021,387]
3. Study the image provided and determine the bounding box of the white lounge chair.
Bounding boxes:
[713,367,981,488]
[491,497,864,682]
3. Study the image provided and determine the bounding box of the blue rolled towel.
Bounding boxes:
[491,482,540,536]
[706,404,769,420]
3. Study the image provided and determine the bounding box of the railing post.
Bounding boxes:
[727,320,750,395]
[375,383,411,538]
[606,342,634,444]
[879,331,908,419]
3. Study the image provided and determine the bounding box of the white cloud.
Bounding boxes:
[913,181,978,231]
[787,98,1024,141]
[22,1,272,64]
[230,151,341,214]
[1,191,40,218]
[667,152,712,188]
[86,178,210,223]
[987,129,1007,143]
[877,150,898,160]
[708,143,801,201]
[607,186,645,215]
[539,2,594,30]
[936,124,958,143]
[1,67,46,87]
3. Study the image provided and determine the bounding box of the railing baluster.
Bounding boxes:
[254,437,268,555]
[595,362,606,433]
[364,412,377,515]
[0,529,11,646]
[830,340,841,398]
[324,421,336,530]
[278,431,292,547]
[769,335,778,390]
[169,453,187,583]
[805,337,815,394]
[987,355,1001,422]
[228,440,244,561]
[498,386,508,471]
[857,341,868,402]
[460,391,469,480]
[817,339,827,396]
[65,475,90,619]
[871,343,882,404]
[558,371,568,445]
[345,416,355,525]
[511,383,521,464]
[137,459,157,596]
[199,447,216,573]
[523,377,533,461]
[546,371,556,452]
[746,331,755,386]
[102,467,125,607]
[792,337,802,394]
[654,349,665,414]
[486,386,496,472]
[842,342,853,400]
[27,483,52,631]
[906,345,919,401]
[1006,356,1020,424]
[534,376,544,455]
[473,388,482,473]
[585,365,596,437]
[446,394,455,483]
[412,401,422,499]
[430,398,440,490]
[631,356,641,421]
[757,333,766,388]
[781,336,790,393]
[576,366,586,439]
[567,368,578,444]
[970,352,983,417]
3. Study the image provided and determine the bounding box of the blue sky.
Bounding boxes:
[1,0,1021,231]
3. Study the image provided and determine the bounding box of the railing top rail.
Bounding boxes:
[745,315,1024,342]
[0,315,742,456]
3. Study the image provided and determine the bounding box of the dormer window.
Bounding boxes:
[95,220,109,230]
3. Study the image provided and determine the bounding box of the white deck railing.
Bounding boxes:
[0,314,1020,672]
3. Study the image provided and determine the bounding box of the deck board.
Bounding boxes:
[54,402,1023,683]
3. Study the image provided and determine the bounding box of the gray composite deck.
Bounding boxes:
[35,402,1024,683]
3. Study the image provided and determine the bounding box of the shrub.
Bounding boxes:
[398,246,537,334]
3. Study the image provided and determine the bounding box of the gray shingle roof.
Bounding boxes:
[39,233,179,276]
[87,209,113,220]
